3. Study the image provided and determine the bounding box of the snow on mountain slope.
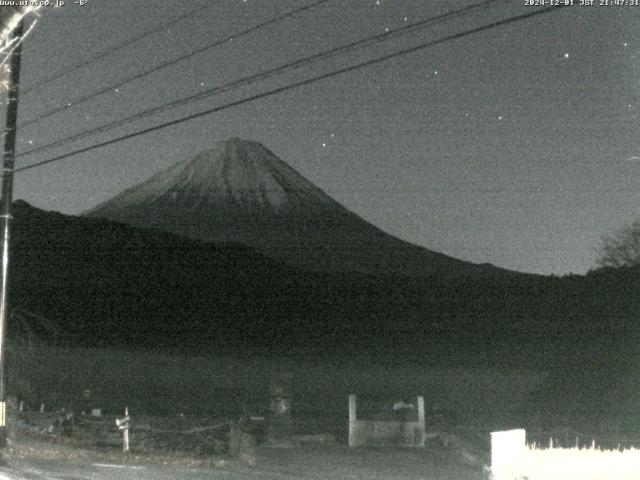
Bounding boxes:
[84,138,503,277]
[97,138,336,213]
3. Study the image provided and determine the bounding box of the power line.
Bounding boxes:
[17,0,505,159]
[16,5,565,174]
[21,2,219,96]
[18,0,332,129]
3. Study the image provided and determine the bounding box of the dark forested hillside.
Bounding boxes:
[6,201,640,373]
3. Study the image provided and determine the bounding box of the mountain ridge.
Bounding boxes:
[85,138,516,278]
[8,200,640,360]
[8,199,640,429]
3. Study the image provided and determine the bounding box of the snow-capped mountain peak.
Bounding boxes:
[96,138,335,214]
[85,138,502,277]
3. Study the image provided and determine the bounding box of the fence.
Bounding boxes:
[348,394,425,447]
[14,408,236,456]
[491,429,640,480]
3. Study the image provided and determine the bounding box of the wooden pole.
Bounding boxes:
[116,407,130,453]
[123,407,129,453]
[416,395,425,447]
[348,394,356,447]
[0,20,24,449]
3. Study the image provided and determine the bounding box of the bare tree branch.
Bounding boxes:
[597,221,640,268]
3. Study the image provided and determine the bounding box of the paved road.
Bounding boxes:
[0,461,221,480]
[0,459,293,480]
[0,444,487,480]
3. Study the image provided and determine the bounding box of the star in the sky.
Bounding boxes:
[563,53,569,59]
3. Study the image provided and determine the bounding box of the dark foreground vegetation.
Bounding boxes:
[5,200,640,433]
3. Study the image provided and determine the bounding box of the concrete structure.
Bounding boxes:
[348,394,425,447]
[490,429,526,480]
[490,428,640,480]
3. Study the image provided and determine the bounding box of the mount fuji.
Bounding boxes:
[84,138,504,277]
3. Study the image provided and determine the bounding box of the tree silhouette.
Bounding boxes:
[597,220,640,268]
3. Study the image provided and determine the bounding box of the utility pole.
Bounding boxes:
[0,20,24,449]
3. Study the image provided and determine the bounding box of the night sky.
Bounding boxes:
[6,0,640,275]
